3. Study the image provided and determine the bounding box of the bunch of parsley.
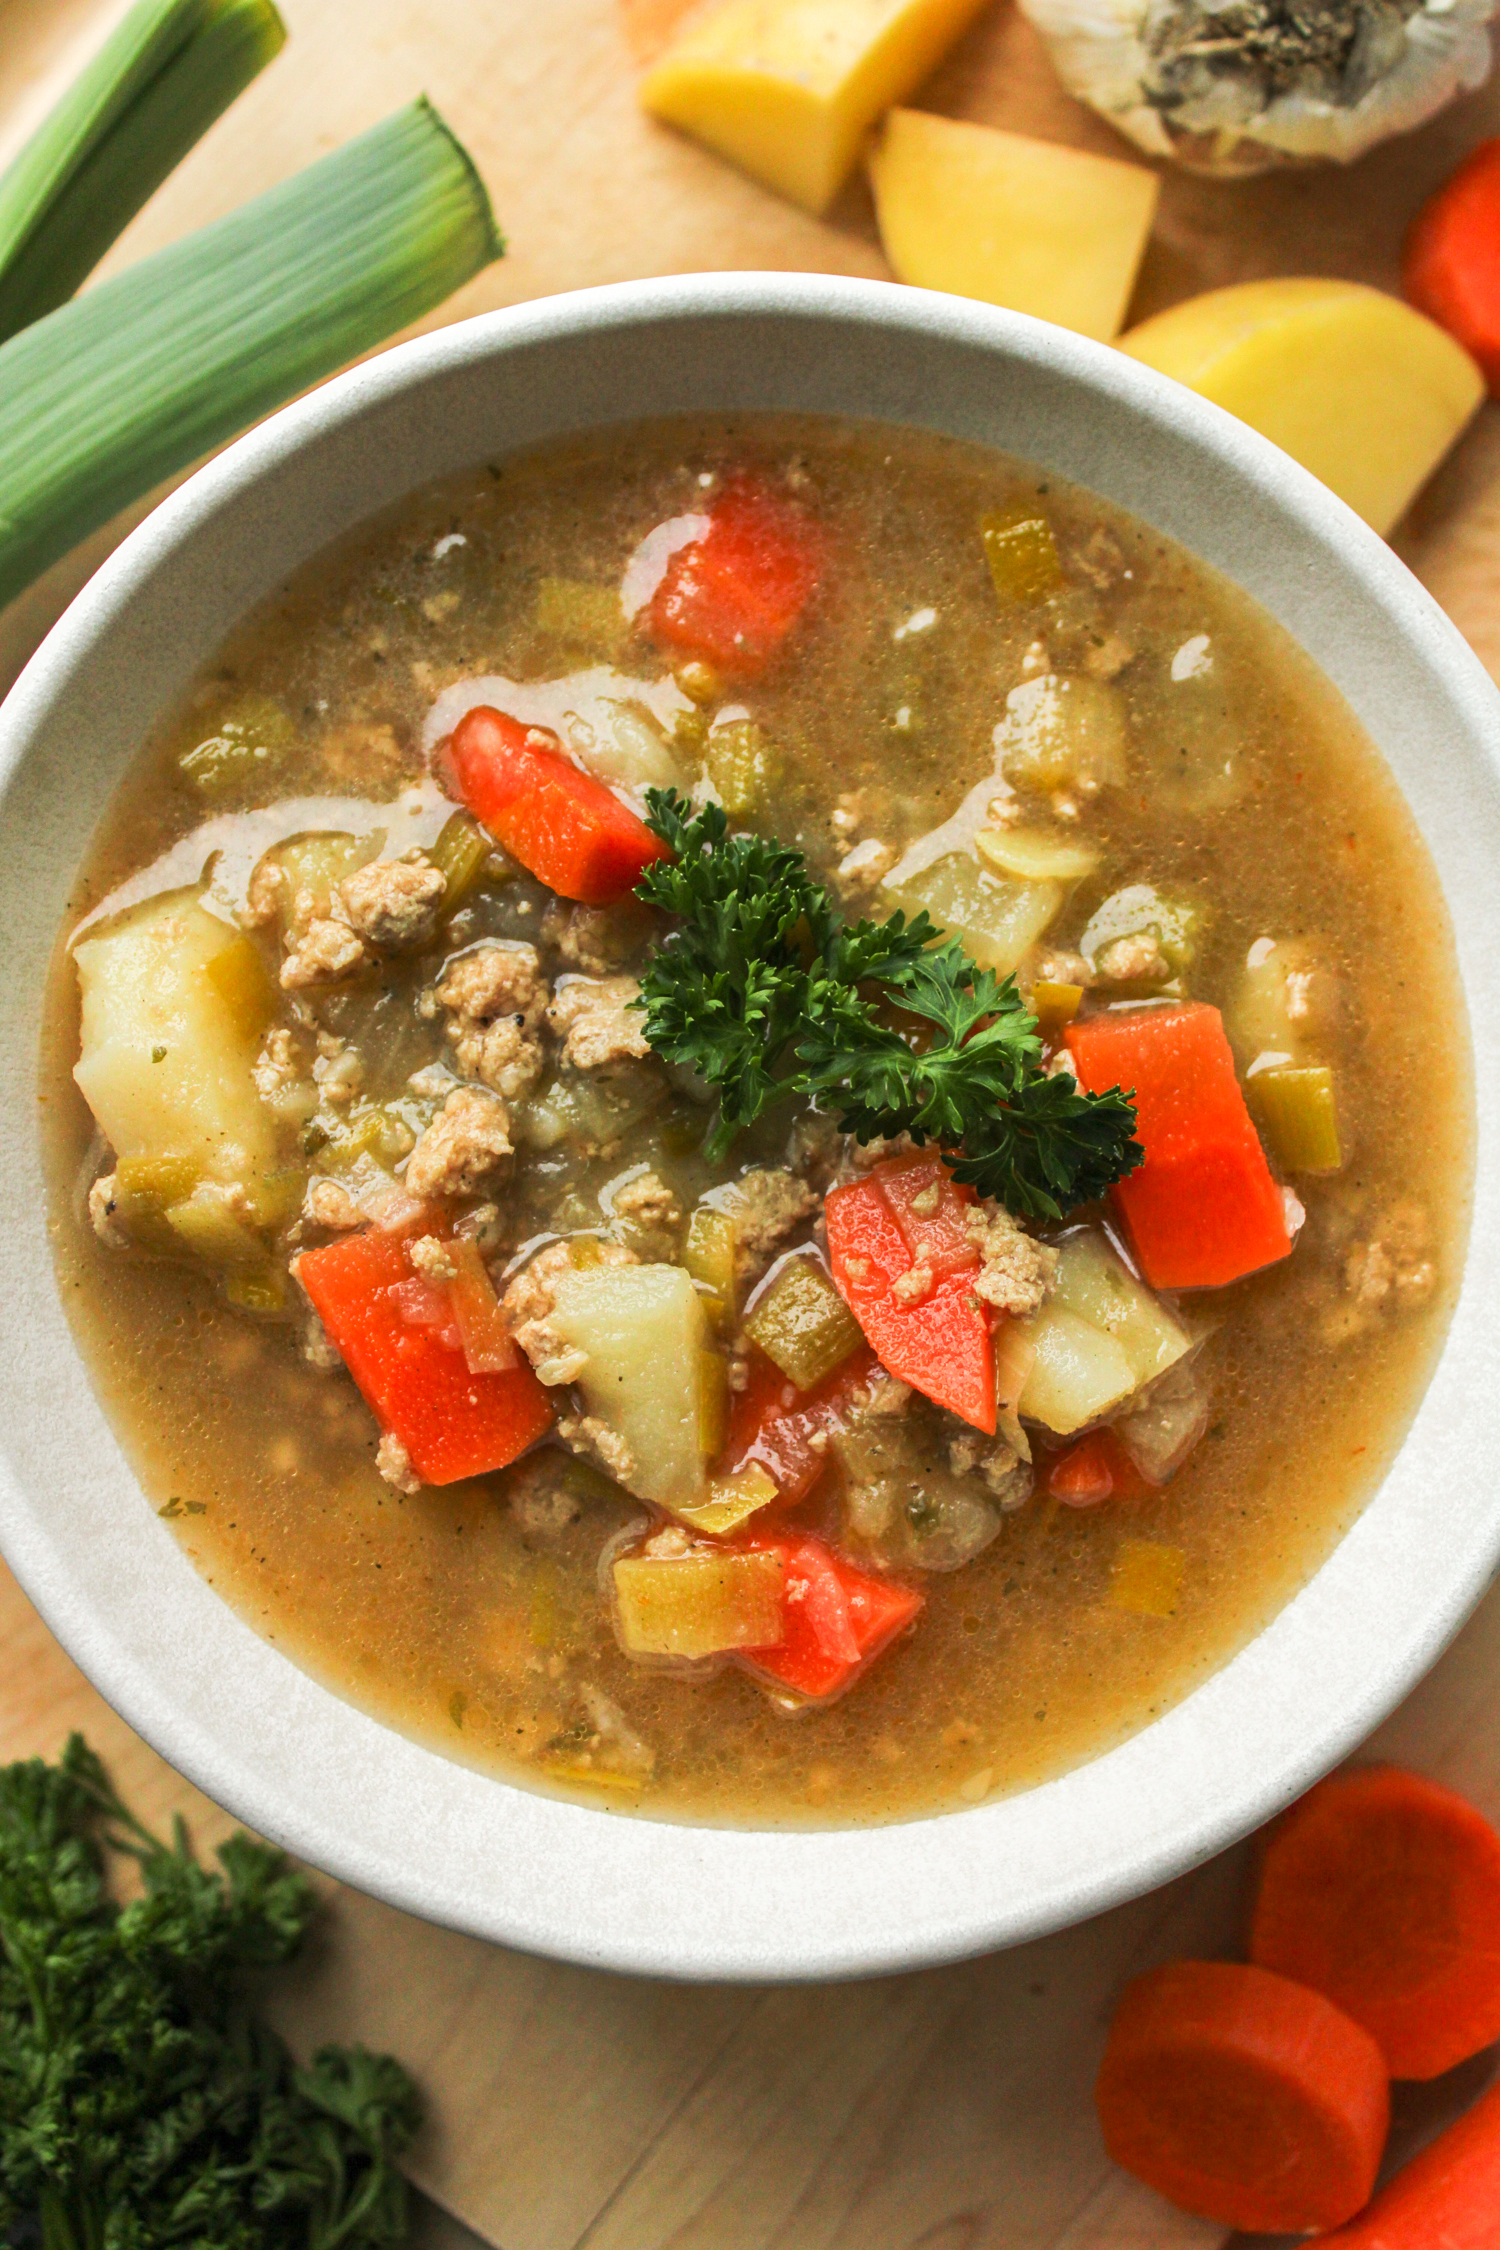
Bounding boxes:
[635,792,1141,1221]
[0,1735,419,2249]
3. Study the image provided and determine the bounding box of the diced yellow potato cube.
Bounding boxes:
[1050,1232,1191,1387]
[73,890,279,1185]
[885,853,1063,976]
[994,672,1127,795]
[869,109,1159,342]
[549,1262,714,1512]
[1118,280,1483,537]
[1111,1539,1185,1618]
[613,1549,786,1658]
[1014,1303,1136,1434]
[640,0,990,216]
[975,825,1100,882]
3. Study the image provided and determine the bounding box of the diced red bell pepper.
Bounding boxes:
[298,1225,554,1486]
[648,476,823,680]
[1066,1003,1292,1292]
[825,1160,995,1433]
[739,1531,922,1702]
[444,705,669,905]
[716,1344,878,1504]
[1047,1427,1156,1507]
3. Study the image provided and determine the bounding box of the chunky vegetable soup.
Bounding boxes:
[43,416,1469,1825]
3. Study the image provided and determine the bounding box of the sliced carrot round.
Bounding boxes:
[1317,2075,1500,2247]
[1250,1764,1500,2081]
[1095,1959,1389,2232]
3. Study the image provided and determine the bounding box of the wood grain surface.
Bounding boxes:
[4,1,1500,2243]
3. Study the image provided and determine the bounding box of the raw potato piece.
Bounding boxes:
[1119,279,1483,535]
[549,1263,714,1512]
[869,110,1159,343]
[639,0,991,216]
[74,889,278,1184]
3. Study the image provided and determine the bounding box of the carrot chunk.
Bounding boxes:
[1046,1429,1146,1506]
[298,1225,554,1485]
[445,705,669,904]
[716,1343,878,1504]
[648,477,822,679]
[825,1160,994,1432]
[1317,2075,1500,2247]
[1096,1959,1389,2232]
[1066,1002,1291,1291]
[1250,1765,1500,2081]
[1405,140,1500,394]
[739,1529,922,1702]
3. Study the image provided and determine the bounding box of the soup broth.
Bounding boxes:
[42,415,1470,1825]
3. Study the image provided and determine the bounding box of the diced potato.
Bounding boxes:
[1111,1539,1185,1618]
[614,1548,786,1658]
[975,826,1099,882]
[994,673,1127,796]
[549,1263,714,1512]
[1118,279,1484,537]
[1050,1232,1191,1387]
[745,1256,863,1389]
[676,1463,779,1537]
[639,0,990,216]
[590,700,683,790]
[684,1203,740,1328]
[868,109,1159,343]
[1226,935,1339,1069]
[1249,1065,1342,1175]
[885,853,1063,977]
[74,890,279,1185]
[1079,883,1201,975]
[1014,1303,1136,1435]
[981,501,1064,603]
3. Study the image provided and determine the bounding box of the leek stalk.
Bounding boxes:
[0,98,502,610]
[0,0,288,346]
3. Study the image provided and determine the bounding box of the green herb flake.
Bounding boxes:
[150,1044,167,1062]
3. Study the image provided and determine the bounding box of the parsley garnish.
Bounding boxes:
[0,1735,420,2248]
[634,792,1142,1221]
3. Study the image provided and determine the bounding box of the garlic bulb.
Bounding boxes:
[1019,0,1496,174]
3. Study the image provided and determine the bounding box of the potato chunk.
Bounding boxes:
[869,110,1158,342]
[614,1549,785,1658]
[640,0,990,216]
[1119,280,1484,536]
[549,1263,714,1512]
[74,890,278,1184]
[885,853,1063,977]
[1014,1304,1136,1435]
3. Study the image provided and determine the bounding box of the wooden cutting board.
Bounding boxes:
[4,2,1500,2243]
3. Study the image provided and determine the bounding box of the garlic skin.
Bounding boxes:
[1019,0,1496,175]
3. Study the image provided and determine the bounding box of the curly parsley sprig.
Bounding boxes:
[633,791,1142,1221]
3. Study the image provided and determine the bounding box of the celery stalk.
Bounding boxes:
[0,97,502,609]
[0,0,288,346]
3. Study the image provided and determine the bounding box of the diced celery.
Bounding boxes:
[982,502,1064,604]
[429,810,490,915]
[1249,1065,1342,1174]
[745,1257,862,1390]
[1079,883,1201,974]
[885,854,1063,978]
[163,1185,267,1269]
[313,1105,414,1175]
[612,1549,785,1659]
[549,1263,713,1511]
[242,1166,307,1229]
[224,1267,287,1314]
[543,1762,644,1795]
[677,1463,779,1538]
[1111,1540,1185,1618]
[256,831,374,930]
[177,692,295,797]
[202,930,276,1040]
[706,720,780,818]
[684,1204,739,1328]
[116,1153,201,1209]
[1031,979,1083,1028]
[994,673,1127,796]
[974,826,1099,882]
[567,1234,605,1270]
[698,1347,730,1460]
[1015,1303,1136,1434]
[535,576,622,651]
[1050,1232,1191,1387]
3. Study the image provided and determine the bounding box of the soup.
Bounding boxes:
[42,415,1470,1826]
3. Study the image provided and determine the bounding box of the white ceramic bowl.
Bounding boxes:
[3,273,1498,1982]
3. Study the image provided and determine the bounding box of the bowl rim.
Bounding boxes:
[3,269,1498,1982]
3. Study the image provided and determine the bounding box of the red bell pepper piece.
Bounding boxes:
[445,705,669,905]
[648,476,823,679]
[716,1343,878,1504]
[825,1159,995,1433]
[1066,1003,1292,1292]
[298,1225,554,1486]
[739,1531,922,1702]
